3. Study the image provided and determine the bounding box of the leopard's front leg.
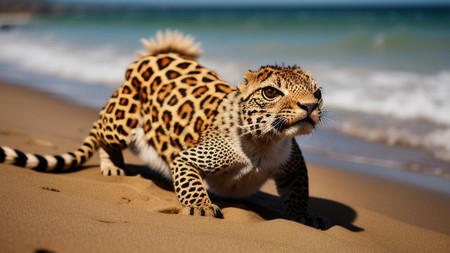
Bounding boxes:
[274,139,328,229]
[170,138,236,219]
[171,159,223,218]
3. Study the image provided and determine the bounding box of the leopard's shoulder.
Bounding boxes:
[125,52,233,162]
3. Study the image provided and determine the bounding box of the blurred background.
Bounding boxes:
[0,0,449,193]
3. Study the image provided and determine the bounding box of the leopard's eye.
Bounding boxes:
[262,87,281,101]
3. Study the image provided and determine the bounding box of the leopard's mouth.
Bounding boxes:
[272,116,316,133]
[294,117,316,128]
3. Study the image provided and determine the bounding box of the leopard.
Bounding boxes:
[0,30,326,229]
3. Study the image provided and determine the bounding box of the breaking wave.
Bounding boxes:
[2,31,449,126]
[1,30,449,164]
[339,120,450,163]
[314,66,450,126]
[0,31,133,86]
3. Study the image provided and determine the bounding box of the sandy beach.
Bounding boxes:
[0,81,449,252]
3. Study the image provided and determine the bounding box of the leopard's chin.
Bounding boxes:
[282,119,316,137]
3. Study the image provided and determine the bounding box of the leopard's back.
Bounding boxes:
[99,52,233,165]
[137,54,233,162]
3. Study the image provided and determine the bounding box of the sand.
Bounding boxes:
[0,82,449,253]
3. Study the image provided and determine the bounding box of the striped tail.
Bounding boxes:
[0,132,99,173]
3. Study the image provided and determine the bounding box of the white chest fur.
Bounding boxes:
[205,138,292,197]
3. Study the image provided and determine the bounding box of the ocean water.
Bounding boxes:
[0,6,449,193]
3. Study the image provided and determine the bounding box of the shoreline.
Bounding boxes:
[1,81,449,252]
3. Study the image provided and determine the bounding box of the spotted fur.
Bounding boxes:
[0,30,326,229]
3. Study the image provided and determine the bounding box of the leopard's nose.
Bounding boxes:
[297,102,318,116]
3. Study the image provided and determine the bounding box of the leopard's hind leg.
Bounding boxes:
[95,112,130,176]
[95,79,142,176]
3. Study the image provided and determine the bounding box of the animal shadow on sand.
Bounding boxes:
[82,163,363,232]
[235,192,364,232]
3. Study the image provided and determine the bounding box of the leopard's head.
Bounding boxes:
[237,65,323,140]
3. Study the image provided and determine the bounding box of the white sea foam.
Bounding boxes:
[3,32,449,128]
[6,31,449,127]
[313,66,450,126]
[0,31,133,86]
[0,31,246,88]
[339,120,450,163]
[1,31,450,163]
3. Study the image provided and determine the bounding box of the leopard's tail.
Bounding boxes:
[137,29,202,60]
[0,130,99,173]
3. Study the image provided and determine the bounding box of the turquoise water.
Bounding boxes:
[0,6,449,192]
[25,7,450,73]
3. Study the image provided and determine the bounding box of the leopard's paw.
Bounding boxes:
[100,164,127,176]
[181,204,224,219]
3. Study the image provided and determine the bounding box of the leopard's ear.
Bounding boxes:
[238,67,276,95]
[242,68,275,85]
[238,69,258,94]
[243,69,258,84]
[304,69,313,78]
